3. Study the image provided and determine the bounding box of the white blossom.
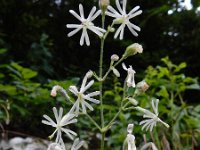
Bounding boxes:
[69,72,100,115]
[42,107,77,144]
[66,4,106,46]
[71,138,84,150]
[106,0,142,39]
[136,99,169,132]
[122,63,136,88]
[126,124,136,150]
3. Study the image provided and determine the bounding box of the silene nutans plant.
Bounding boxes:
[42,0,169,150]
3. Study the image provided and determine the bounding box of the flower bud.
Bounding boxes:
[127,124,134,134]
[108,26,115,32]
[111,54,119,61]
[136,80,149,93]
[99,0,110,12]
[123,43,143,59]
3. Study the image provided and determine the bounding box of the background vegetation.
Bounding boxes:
[0,0,200,149]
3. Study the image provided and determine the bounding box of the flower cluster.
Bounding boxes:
[41,0,170,150]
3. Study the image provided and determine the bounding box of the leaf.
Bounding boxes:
[187,83,200,90]
[0,48,7,54]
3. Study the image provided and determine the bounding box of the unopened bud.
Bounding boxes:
[111,54,119,61]
[127,124,134,134]
[128,97,138,106]
[108,26,115,32]
[136,80,149,93]
[123,43,143,59]
[99,0,110,12]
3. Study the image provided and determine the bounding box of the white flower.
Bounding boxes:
[71,138,84,150]
[69,72,100,115]
[122,63,136,88]
[106,0,142,39]
[51,85,70,100]
[136,99,169,132]
[42,107,77,143]
[126,124,136,150]
[66,4,106,46]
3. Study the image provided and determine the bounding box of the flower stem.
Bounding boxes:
[99,12,106,150]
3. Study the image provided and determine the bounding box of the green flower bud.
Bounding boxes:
[123,43,143,59]
[99,0,110,12]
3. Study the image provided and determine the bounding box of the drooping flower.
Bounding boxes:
[42,107,77,144]
[122,63,136,88]
[51,85,70,100]
[71,138,85,150]
[126,124,136,150]
[66,4,106,46]
[106,0,142,39]
[69,71,100,115]
[136,99,169,132]
[123,43,143,58]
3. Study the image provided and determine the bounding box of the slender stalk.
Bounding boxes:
[99,12,106,150]
[85,114,101,131]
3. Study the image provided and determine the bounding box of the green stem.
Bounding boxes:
[102,56,125,81]
[100,12,106,150]
[85,114,101,131]
[101,132,105,150]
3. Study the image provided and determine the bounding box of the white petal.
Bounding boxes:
[80,80,94,93]
[61,128,76,140]
[42,120,54,126]
[88,26,105,37]
[87,6,97,20]
[127,23,138,36]
[119,23,125,40]
[114,24,124,39]
[128,10,142,19]
[85,91,100,97]
[82,100,94,111]
[53,107,59,123]
[58,107,63,122]
[90,10,101,21]
[84,96,100,104]
[84,29,90,46]
[81,100,87,114]
[43,115,56,126]
[69,10,82,21]
[66,24,82,28]
[69,86,78,95]
[122,63,127,70]
[123,0,127,12]
[128,6,140,16]
[62,118,77,126]
[115,0,123,14]
[106,6,121,17]
[128,22,141,31]
[80,28,86,46]
[67,27,82,37]
[79,4,85,19]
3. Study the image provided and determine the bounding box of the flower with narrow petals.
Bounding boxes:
[122,63,136,88]
[71,138,85,150]
[66,4,106,46]
[106,0,142,39]
[42,107,77,144]
[69,72,100,115]
[136,99,169,132]
[126,124,136,150]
